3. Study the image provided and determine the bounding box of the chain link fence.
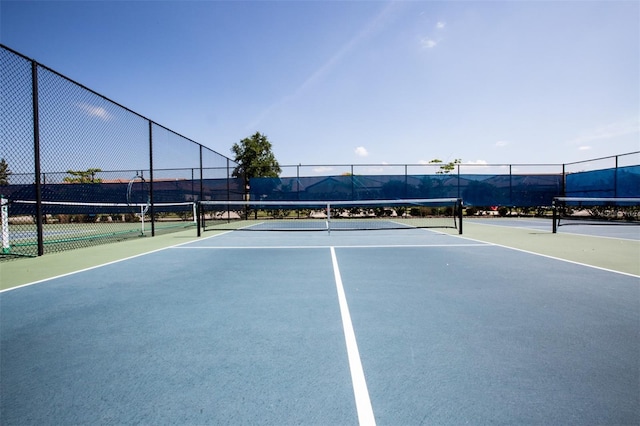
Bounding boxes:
[1,45,238,258]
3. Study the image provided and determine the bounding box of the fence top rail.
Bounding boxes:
[563,151,640,166]
[285,163,564,168]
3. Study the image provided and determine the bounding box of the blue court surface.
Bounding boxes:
[467,217,640,240]
[1,229,639,425]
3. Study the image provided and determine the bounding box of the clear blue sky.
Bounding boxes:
[2,0,639,168]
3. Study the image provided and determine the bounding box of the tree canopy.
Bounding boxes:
[231,132,281,183]
[0,158,10,186]
[63,168,103,184]
[429,158,461,174]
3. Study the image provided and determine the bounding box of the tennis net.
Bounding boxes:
[552,197,640,233]
[1,199,196,256]
[198,198,463,234]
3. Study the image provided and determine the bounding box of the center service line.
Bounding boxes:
[330,246,376,426]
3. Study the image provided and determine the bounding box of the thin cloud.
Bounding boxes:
[421,38,437,49]
[78,103,112,121]
[569,117,639,145]
[313,166,334,173]
[419,20,446,50]
[365,166,387,174]
[495,140,509,147]
[355,146,369,157]
[579,146,592,151]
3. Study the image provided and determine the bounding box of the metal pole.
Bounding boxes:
[351,165,354,200]
[509,164,512,206]
[458,199,463,235]
[404,164,408,199]
[32,61,44,256]
[297,164,300,200]
[1,196,9,254]
[199,146,203,203]
[140,205,145,235]
[226,158,231,224]
[196,202,201,237]
[226,158,230,201]
[148,121,155,236]
[457,164,461,200]
[297,164,300,218]
[614,155,618,198]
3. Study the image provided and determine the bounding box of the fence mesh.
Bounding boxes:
[1,45,236,258]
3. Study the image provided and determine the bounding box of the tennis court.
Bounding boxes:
[1,221,638,425]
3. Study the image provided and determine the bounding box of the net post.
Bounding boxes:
[140,205,145,235]
[192,202,197,226]
[1,196,9,254]
[196,201,202,237]
[326,202,331,235]
[456,198,463,234]
[552,198,558,233]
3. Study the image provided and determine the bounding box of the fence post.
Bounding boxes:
[404,164,408,199]
[148,121,155,236]
[509,164,513,206]
[199,145,203,203]
[351,165,354,200]
[226,158,231,201]
[457,164,461,200]
[297,164,300,200]
[614,155,618,198]
[32,61,44,256]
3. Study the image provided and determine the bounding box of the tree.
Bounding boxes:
[63,168,103,183]
[231,132,281,181]
[0,158,10,186]
[429,158,461,174]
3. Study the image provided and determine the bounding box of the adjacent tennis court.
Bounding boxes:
[1,222,638,425]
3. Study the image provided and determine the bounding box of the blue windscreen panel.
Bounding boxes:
[565,165,640,198]
[248,173,563,207]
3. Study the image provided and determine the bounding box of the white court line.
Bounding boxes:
[173,243,490,250]
[467,220,640,242]
[0,231,232,294]
[456,234,640,278]
[330,246,376,426]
